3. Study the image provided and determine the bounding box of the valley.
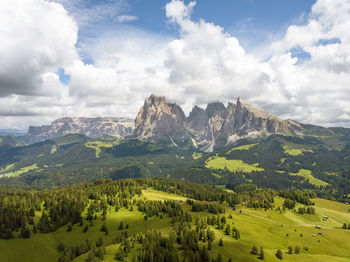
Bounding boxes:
[1,96,350,261]
[0,179,349,262]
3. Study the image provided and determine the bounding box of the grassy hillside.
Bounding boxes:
[0,179,349,262]
[1,132,350,203]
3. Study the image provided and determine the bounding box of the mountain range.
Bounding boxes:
[24,95,304,151]
[135,95,303,151]
[1,94,350,201]
[24,117,134,143]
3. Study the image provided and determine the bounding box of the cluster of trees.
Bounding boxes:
[137,200,183,218]
[190,202,225,214]
[297,206,315,214]
[0,179,143,239]
[342,223,350,229]
[283,199,296,210]
[278,190,315,206]
[1,177,310,241]
[288,245,301,254]
[57,239,96,262]
[251,246,264,260]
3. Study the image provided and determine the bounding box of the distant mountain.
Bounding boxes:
[135,95,303,151]
[0,135,28,150]
[24,117,134,143]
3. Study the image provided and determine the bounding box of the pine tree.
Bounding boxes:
[200,245,210,262]
[217,253,223,262]
[276,249,283,260]
[259,247,265,260]
[288,245,293,254]
[295,245,300,254]
[251,246,259,255]
[225,224,231,235]
[219,238,224,246]
[208,240,212,250]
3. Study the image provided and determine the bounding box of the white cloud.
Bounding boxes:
[117,15,138,23]
[0,0,78,97]
[1,0,350,132]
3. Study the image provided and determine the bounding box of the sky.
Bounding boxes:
[1,0,350,132]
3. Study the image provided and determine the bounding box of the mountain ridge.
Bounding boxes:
[135,95,303,151]
[25,117,134,143]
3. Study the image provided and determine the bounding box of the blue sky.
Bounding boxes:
[1,0,350,131]
[74,0,316,51]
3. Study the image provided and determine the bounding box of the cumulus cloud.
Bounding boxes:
[1,0,350,132]
[0,0,78,97]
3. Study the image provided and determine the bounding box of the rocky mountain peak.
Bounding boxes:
[186,106,208,131]
[135,95,304,151]
[134,95,187,143]
[237,97,275,119]
[205,102,227,118]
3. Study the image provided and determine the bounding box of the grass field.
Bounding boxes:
[2,164,39,177]
[226,143,257,154]
[1,190,350,262]
[50,145,57,154]
[289,169,328,187]
[142,189,188,202]
[206,155,264,173]
[85,141,120,158]
[192,152,203,159]
[0,163,15,173]
[283,144,313,156]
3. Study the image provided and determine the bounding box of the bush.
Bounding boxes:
[251,246,259,255]
[276,249,283,260]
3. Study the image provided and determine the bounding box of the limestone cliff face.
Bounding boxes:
[25,117,134,143]
[134,95,187,143]
[135,95,303,151]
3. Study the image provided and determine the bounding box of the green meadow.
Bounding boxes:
[1,188,349,262]
[283,144,313,156]
[289,169,328,187]
[226,143,257,154]
[206,155,264,173]
[2,164,39,177]
[85,141,120,158]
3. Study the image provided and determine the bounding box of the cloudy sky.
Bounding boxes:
[1,0,350,132]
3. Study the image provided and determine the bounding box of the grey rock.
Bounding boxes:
[25,117,134,143]
[134,95,187,143]
[135,95,303,151]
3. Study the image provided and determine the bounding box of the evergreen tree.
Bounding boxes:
[219,238,224,246]
[251,246,259,255]
[200,245,210,262]
[217,253,223,262]
[276,249,283,260]
[208,240,212,250]
[225,225,231,235]
[259,247,265,260]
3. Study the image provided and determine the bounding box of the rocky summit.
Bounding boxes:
[25,117,134,143]
[135,95,303,151]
